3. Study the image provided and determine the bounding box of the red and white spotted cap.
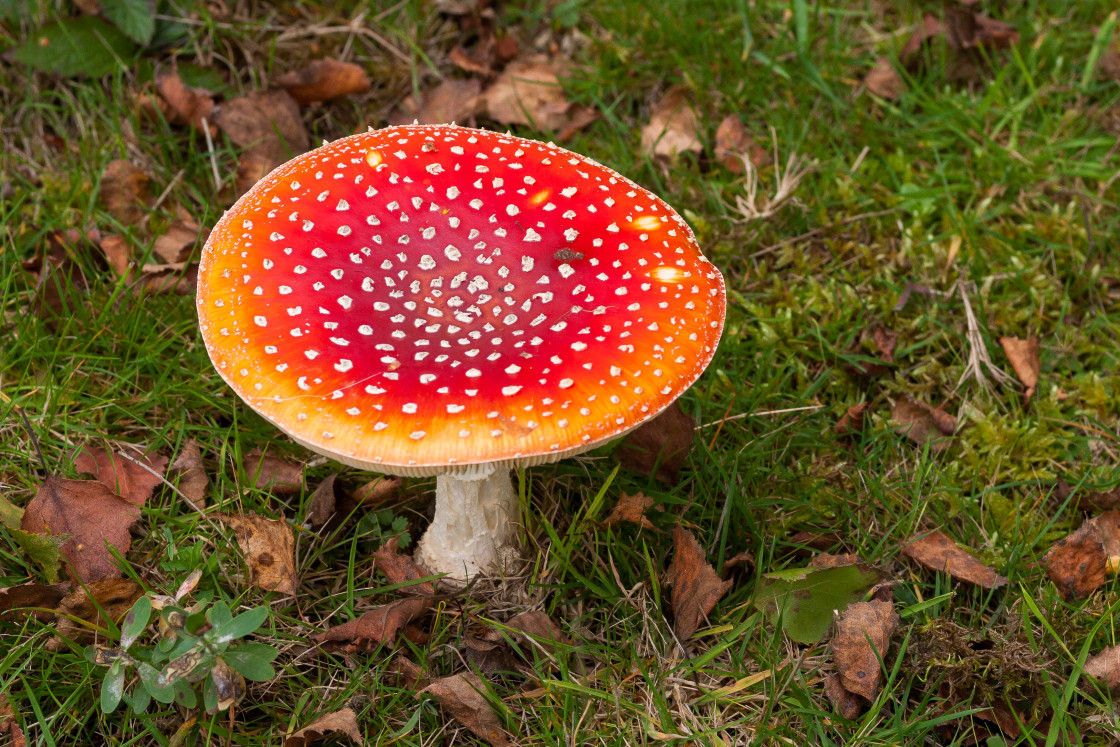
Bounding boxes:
[197,124,725,477]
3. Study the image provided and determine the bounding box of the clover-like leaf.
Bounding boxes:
[211,605,268,644]
[120,595,151,650]
[101,659,125,713]
[223,642,278,681]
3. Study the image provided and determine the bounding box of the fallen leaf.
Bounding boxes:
[352,475,401,506]
[847,325,897,378]
[314,598,431,652]
[21,476,140,584]
[834,403,869,438]
[901,530,1007,589]
[242,449,303,495]
[901,15,947,63]
[372,537,435,595]
[1044,518,1107,601]
[169,439,208,509]
[0,497,66,582]
[481,56,596,137]
[50,577,143,646]
[640,86,702,160]
[603,492,657,530]
[1098,510,1120,572]
[152,218,207,264]
[275,58,371,106]
[809,552,863,570]
[218,513,298,595]
[617,401,694,483]
[832,599,899,701]
[462,636,520,676]
[753,562,885,644]
[421,673,513,747]
[865,57,904,100]
[100,159,149,226]
[944,6,1020,52]
[305,474,338,529]
[790,530,843,553]
[0,693,25,747]
[285,707,364,747]
[999,336,1039,402]
[0,583,67,622]
[386,655,426,690]
[892,282,938,312]
[666,525,733,640]
[891,397,957,452]
[72,446,168,507]
[824,672,863,720]
[499,610,569,657]
[1085,644,1120,691]
[974,701,1024,741]
[153,71,216,133]
[393,79,482,126]
[713,115,770,173]
[132,262,199,296]
[98,234,132,277]
[212,90,309,196]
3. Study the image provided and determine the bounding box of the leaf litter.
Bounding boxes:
[275,58,371,106]
[999,336,1040,403]
[666,525,733,640]
[285,707,364,747]
[71,446,168,507]
[901,530,1008,589]
[603,492,658,530]
[891,397,958,452]
[217,513,299,595]
[617,401,694,484]
[826,600,900,717]
[420,673,514,747]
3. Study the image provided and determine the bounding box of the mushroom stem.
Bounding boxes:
[415,467,520,581]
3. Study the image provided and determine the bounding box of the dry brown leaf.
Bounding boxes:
[154,72,216,133]
[500,610,569,657]
[617,401,694,484]
[314,598,431,652]
[832,599,899,701]
[901,15,947,63]
[0,583,67,622]
[421,673,514,747]
[372,538,435,596]
[824,672,864,719]
[603,492,657,530]
[72,446,168,507]
[1085,644,1120,691]
[352,475,402,506]
[809,552,863,570]
[275,58,371,106]
[865,57,904,100]
[713,115,770,173]
[305,474,338,529]
[21,476,140,584]
[834,403,869,438]
[462,636,520,675]
[1044,518,1107,601]
[901,530,1008,589]
[944,7,1020,52]
[999,336,1039,402]
[170,439,208,509]
[892,397,957,452]
[98,234,132,277]
[242,449,303,495]
[213,90,309,197]
[132,263,199,296]
[0,693,25,747]
[100,160,149,226]
[386,655,426,690]
[153,218,207,264]
[640,86,702,160]
[481,56,595,137]
[285,707,364,747]
[666,525,733,640]
[50,577,143,646]
[847,326,897,378]
[394,79,482,126]
[218,513,298,595]
[1098,510,1120,571]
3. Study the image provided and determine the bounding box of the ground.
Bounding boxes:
[2,0,1120,745]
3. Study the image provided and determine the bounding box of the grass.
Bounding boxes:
[3,0,1120,744]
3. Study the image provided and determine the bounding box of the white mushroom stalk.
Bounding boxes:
[196,124,725,580]
[416,467,518,580]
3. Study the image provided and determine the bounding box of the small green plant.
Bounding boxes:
[356,509,411,549]
[87,574,278,714]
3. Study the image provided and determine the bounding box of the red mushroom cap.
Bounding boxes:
[197,125,725,476]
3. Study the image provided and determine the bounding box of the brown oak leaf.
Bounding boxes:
[1044,518,1107,601]
[640,86,702,159]
[901,530,1007,589]
[666,525,733,640]
[0,583,67,622]
[372,538,435,595]
[99,160,149,226]
[832,599,899,701]
[892,397,957,452]
[603,492,657,530]
[50,577,143,646]
[285,707,365,746]
[218,513,298,595]
[275,58,371,106]
[242,449,302,495]
[305,474,339,529]
[169,439,208,509]
[153,71,216,133]
[72,446,168,507]
[1085,644,1120,691]
[314,598,431,652]
[617,401,694,483]
[999,336,1039,403]
[421,673,513,747]
[21,476,140,584]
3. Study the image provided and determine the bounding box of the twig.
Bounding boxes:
[695,404,824,430]
[200,117,221,192]
[954,277,1012,392]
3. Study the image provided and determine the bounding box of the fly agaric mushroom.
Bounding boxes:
[197,124,724,580]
